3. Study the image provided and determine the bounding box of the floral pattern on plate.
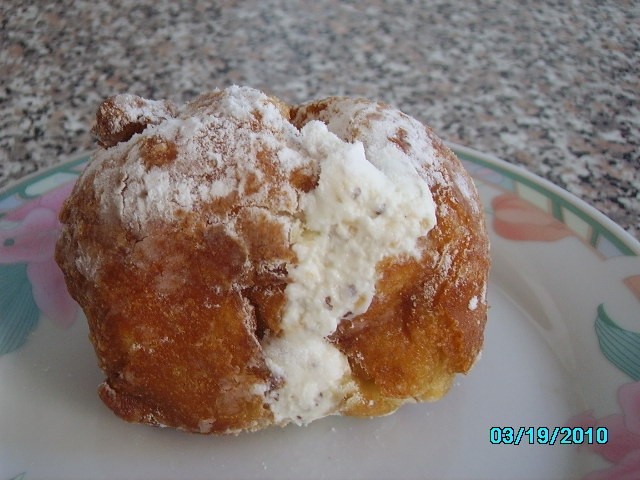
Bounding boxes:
[458,145,640,480]
[0,158,86,355]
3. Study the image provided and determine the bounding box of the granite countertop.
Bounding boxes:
[1,0,638,240]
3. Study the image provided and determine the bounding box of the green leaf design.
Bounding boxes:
[595,303,640,380]
[0,263,40,355]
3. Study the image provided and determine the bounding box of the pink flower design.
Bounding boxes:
[567,381,640,479]
[0,180,78,328]
[492,192,573,242]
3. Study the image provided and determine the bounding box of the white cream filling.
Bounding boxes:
[262,121,437,425]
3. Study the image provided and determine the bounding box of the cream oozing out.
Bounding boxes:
[262,121,437,425]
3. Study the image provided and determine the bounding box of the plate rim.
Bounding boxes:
[448,141,640,255]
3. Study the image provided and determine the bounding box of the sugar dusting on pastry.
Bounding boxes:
[56,86,489,434]
[86,86,306,238]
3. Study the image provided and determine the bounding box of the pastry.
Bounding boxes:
[55,86,489,434]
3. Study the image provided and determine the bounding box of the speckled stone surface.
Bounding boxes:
[1,0,638,240]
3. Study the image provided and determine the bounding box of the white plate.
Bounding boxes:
[1,147,639,480]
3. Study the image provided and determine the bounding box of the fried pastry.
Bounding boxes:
[55,86,489,434]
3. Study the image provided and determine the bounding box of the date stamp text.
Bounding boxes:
[489,426,608,445]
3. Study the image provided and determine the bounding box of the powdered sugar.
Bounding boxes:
[88,87,309,237]
[110,94,174,129]
[88,87,457,241]
[453,169,480,213]
[94,117,218,231]
[468,296,479,311]
[92,93,177,146]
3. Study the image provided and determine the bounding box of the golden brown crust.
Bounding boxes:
[56,87,489,433]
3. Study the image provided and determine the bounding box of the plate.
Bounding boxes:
[1,146,639,480]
